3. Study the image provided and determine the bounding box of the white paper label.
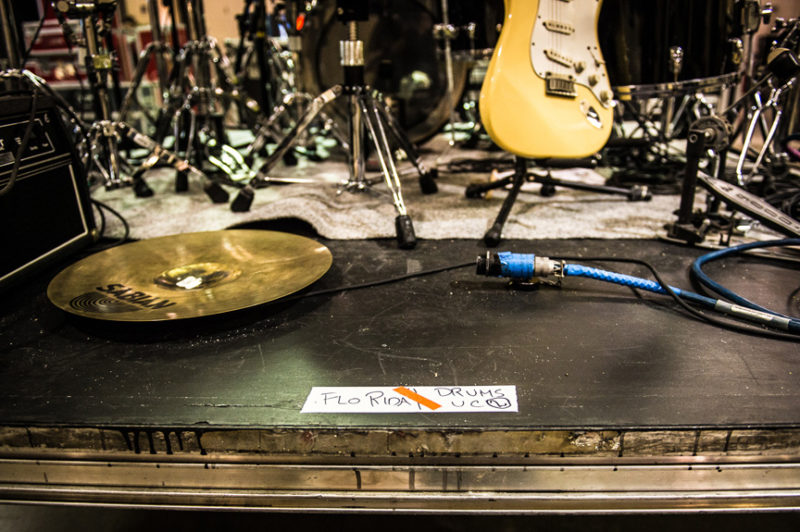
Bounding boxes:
[301,386,518,413]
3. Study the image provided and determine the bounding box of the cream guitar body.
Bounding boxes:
[479,0,614,159]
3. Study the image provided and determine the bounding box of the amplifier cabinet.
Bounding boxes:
[0,94,96,291]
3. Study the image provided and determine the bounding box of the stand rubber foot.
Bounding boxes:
[395,214,417,249]
[231,185,255,212]
[539,183,557,197]
[419,169,438,194]
[282,150,298,167]
[465,183,486,199]
[204,181,230,204]
[133,178,154,198]
[175,171,189,192]
[628,185,652,201]
[483,224,503,247]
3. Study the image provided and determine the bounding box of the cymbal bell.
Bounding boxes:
[47,230,333,322]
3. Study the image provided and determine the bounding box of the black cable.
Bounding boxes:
[21,13,47,66]
[93,197,107,236]
[551,255,800,342]
[0,88,39,198]
[90,199,131,250]
[286,261,475,302]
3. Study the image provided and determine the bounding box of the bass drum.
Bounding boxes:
[598,0,741,96]
[300,0,489,144]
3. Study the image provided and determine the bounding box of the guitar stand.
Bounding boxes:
[231,17,439,249]
[466,157,652,247]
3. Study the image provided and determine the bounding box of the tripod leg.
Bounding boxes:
[374,94,438,194]
[483,157,527,247]
[348,92,366,188]
[258,86,342,176]
[117,121,228,204]
[747,99,783,182]
[231,86,344,212]
[361,95,416,249]
[244,100,287,162]
[153,47,191,144]
[119,43,159,121]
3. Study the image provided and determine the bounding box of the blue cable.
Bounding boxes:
[691,238,800,319]
[490,251,800,334]
[563,263,800,333]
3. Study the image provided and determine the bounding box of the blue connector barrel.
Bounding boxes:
[497,252,537,279]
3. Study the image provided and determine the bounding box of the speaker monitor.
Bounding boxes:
[0,94,96,291]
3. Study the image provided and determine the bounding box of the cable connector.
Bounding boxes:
[476,252,562,280]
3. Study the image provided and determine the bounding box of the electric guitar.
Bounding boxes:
[479,0,614,159]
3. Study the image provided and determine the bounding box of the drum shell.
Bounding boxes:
[598,0,740,88]
[299,0,502,144]
[446,0,504,58]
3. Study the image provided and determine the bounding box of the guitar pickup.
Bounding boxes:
[543,20,575,35]
[544,49,574,68]
[544,73,577,98]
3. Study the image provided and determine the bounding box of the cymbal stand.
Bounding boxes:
[4,68,225,203]
[57,0,131,192]
[232,5,439,249]
[433,0,457,146]
[53,0,227,203]
[148,0,265,188]
[119,0,173,124]
[232,0,347,164]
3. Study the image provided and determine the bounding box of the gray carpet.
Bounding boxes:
[93,135,689,241]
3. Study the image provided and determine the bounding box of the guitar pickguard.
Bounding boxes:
[530,0,611,106]
[478,0,614,158]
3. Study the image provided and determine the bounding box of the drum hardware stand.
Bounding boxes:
[146,0,270,190]
[231,0,439,249]
[433,0,491,147]
[0,0,21,71]
[232,0,347,165]
[54,0,151,196]
[733,18,800,185]
[433,0,462,146]
[667,45,800,244]
[51,0,227,203]
[118,0,173,125]
[733,78,794,185]
[2,68,226,204]
[466,157,652,247]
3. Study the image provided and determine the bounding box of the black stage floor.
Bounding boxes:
[1,231,797,433]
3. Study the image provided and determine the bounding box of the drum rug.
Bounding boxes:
[93,135,697,242]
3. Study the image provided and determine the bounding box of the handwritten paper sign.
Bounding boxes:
[301,386,518,413]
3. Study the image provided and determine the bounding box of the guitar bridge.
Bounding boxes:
[544,73,577,98]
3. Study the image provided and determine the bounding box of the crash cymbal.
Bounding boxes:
[47,230,333,322]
